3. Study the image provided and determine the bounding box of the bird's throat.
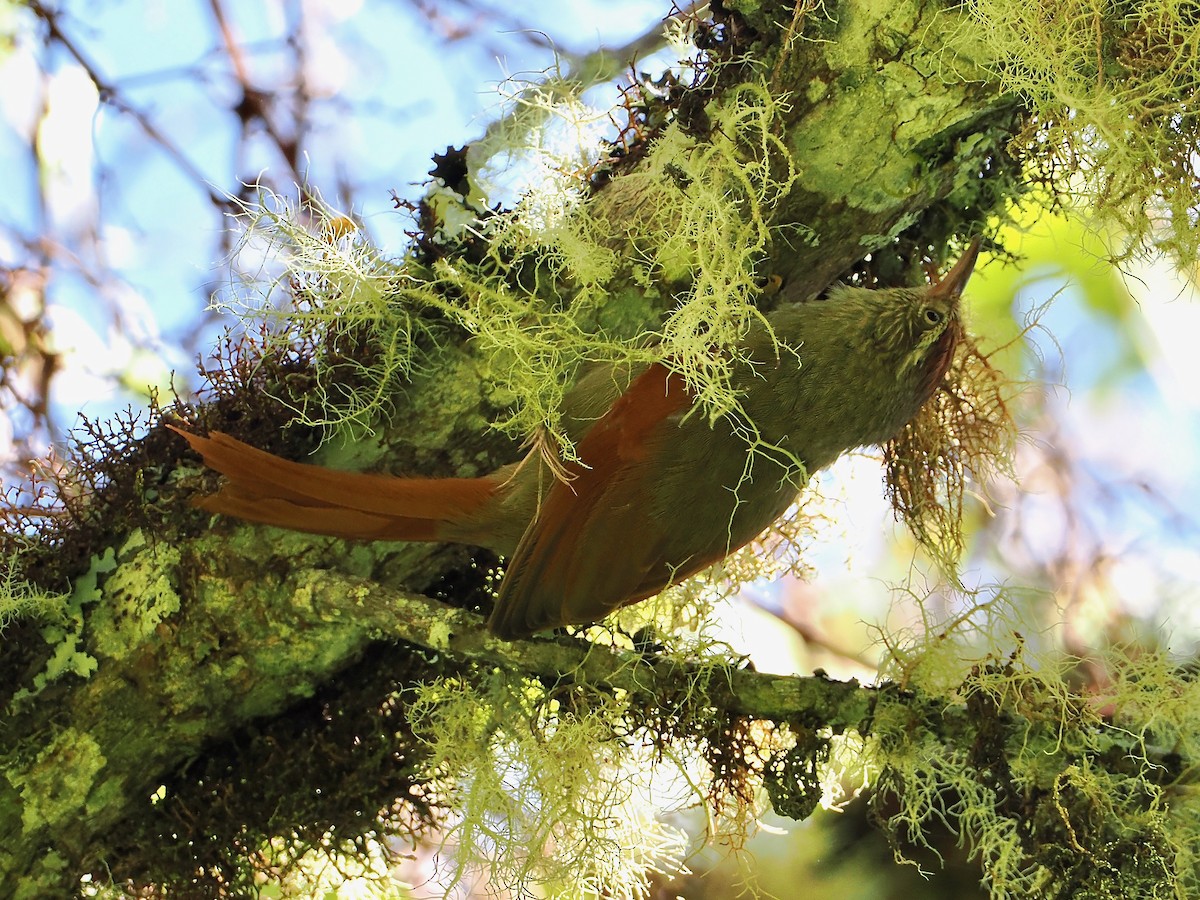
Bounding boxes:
[914,323,959,405]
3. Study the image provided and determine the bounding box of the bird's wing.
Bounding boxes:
[487,362,694,638]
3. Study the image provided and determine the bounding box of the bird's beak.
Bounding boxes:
[929,236,982,300]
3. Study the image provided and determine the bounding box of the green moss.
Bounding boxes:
[791,0,989,215]
[821,0,917,73]
[9,728,106,834]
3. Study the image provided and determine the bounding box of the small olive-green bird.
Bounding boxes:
[175,238,980,638]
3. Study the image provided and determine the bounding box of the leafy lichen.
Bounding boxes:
[89,530,181,662]
[9,547,116,709]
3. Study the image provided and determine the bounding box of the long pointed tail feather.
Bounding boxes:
[171,427,498,543]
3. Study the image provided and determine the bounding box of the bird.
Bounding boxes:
[174,238,981,639]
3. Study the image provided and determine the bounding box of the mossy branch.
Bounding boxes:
[8,0,1199,895]
[293,566,875,728]
[299,569,1200,899]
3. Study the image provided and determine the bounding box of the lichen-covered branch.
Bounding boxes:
[5,0,1200,896]
[294,567,876,729]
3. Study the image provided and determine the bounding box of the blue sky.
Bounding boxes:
[0,0,669,426]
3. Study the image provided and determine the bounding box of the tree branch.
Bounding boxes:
[1,0,1045,893]
[295,566,876,729]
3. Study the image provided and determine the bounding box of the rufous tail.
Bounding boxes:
[171,426,498,542]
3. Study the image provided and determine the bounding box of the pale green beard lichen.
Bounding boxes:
[219,73,796,456]
[405,641,788,897]
[948,0,1200,262]
[0,552,68,631]
[216,195,432,436]
[867,591,1200,898]
[407,675,691,897]
[601,79,800,421]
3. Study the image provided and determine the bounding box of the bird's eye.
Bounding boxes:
[923,308,944,325]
